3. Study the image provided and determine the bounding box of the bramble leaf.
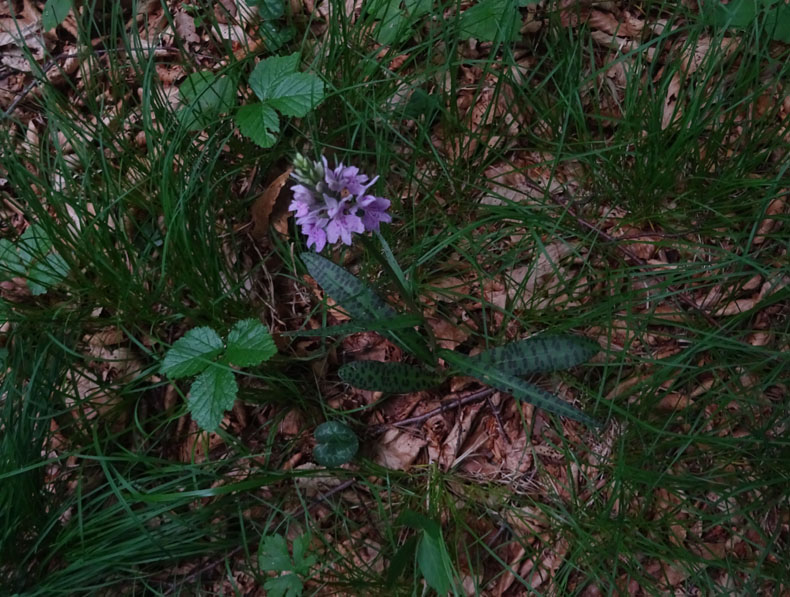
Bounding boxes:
[249,54,301,101]
[439,349,600,427]
[267,73,324,118]
[224,318,277,367]
[469,335,599,376]
[339,360,445,392]
[161,327,224,379]
[313,421,359,467]
[458,0,519,41]
[42,0,72,30]
[187,365,238,432]
[259,534,293,572]
[27,252,69,296]
[264,574,303,597]
[236,102,280,148]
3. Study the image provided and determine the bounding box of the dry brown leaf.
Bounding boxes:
[251,167,291,238]
[753,196,786,244]
[373,428,426,470]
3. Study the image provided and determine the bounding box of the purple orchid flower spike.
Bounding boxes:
[289,153,392,251]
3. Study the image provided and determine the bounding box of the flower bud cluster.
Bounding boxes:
[289,153,391,252]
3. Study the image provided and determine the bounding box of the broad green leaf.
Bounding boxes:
[313,421,359,467]
[259,534,293,572]
[280,314,422,338]
[367,0,411,45]
[236,102,280,148]
[339,360,445,392]
[187,364,238,432]
[439,349,601,427]
[300,253,433,363]
[386,534,419,583]
[417,530,455,595]
[178,72,237,131]
[42,0,73,30]
[0,239,26,278]
[249,53,300,101]
[292,533,317,573]
[469,335,599,376]
[267,73,325,117]
[404,0,432,17]
[702,0,759,27]
[766,3,790,42]
[458,0,519,41]
[224,318,277,367]
[264,574,303,597]
[259,21,295,52]
[161,327,224,378]
[17,225,51,266]
[248,0,285,19]
[27,252,69,295]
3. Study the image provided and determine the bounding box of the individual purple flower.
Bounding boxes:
[289,152,391,251]
[356,194,392,232]
[322,155,372,195]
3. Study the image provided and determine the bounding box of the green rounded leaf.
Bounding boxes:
[339,360,445,392]
[187,364,238,432]
[224,318,277,367]
[313,421,359,467]
[161,326,224,379]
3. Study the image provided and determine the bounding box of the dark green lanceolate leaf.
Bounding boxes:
[313,421,359,467]
[397,510,455,594]
[187,365,238,432]
[224,318,277,367]
[301,252,395,319]
[280,314,422,338]
[439,349,601,427]
[339,360,445,392]
[161,326,224,378]
[469,335,599,376]
[301,253,433,363]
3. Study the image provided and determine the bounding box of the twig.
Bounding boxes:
[369,387,495,436]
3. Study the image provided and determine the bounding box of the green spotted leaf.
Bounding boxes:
[313,421,359,467]
[339,360,445,392]
[439,349,600,427]
[300,253,433,363]
[469,335,599,376]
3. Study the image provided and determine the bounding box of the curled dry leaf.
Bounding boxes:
[251,167,291,238]
[373,428,426,470]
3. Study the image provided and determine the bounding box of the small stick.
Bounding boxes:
[369,387,495,436]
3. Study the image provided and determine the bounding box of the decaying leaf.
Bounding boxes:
[251,167,292,238]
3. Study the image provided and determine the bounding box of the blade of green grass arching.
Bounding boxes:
[301,252,435,364]
[280,313,421,337]
[438,349,601,427]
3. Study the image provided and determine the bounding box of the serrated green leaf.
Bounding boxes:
[417,530,454,595]
[267,73,324,117]
[236,102,280,148]
[42,0,72,30]
[313,421,359,467]
[458,0,520,41]
[259,534,293,572]
[224,319,276,367]
[0,239,26,279]
[469,335,599,376]
[280,314,421,338]
[249,53,300,101]
[161,327,224,379]
[27,252,69,295]
[339,360,445,392]
[300,253,433,363]
[187,365,238,432]
[178,72,237,131]
[292,533,317,574]
[439,349,601,427]
[264,574,303,597]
